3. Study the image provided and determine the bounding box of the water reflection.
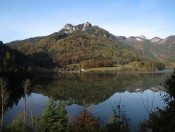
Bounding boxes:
[3,71,172,131]
[32,72,171,105]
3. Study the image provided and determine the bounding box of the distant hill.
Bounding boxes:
[0,41,31,74]
[118,35,175,68]
[7,22,165,71]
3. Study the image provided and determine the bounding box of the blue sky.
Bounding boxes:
[1,0,175,43]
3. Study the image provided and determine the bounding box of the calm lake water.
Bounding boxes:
[4,70,173,131]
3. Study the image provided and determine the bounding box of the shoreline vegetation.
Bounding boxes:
[32,64,168,74]
[0,65,171,76]
[31,67,170,74]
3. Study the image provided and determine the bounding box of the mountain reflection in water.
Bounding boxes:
[4,70,172,131]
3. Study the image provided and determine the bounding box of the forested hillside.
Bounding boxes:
[7,22,165,71]
[0,41,31,74]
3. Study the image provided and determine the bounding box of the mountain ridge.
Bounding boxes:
[6,22,171,71]
[6,22,175,45]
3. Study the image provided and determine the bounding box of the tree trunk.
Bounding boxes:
[1,86,4,127]
[24,94,27,126]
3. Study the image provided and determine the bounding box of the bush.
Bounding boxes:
[7,120,26,132]
[74,109,100,132]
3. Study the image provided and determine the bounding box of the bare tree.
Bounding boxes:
[22,79,31,126]
[109,98,130,132]
[0,77,9,127]
[141,92,155,130]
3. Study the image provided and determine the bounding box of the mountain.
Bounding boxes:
[118,35,175,68]
[7,22,165,71]
[0,41,32,74]
[63,22,92,33]
[160,35,175,45]
[127,35,148,43]
[150,37,163,43]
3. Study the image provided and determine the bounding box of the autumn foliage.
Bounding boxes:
[81,59,113,69]
[75,109,100,131]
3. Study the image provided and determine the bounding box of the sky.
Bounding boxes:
[1,0,175,43]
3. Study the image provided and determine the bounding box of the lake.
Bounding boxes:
[4,70,173,131]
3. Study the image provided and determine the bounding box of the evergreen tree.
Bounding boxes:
[55,101,68,132]
[40,97,68,132]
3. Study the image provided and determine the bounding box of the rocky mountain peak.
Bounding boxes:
[126,35,148,43]
[151,37,162,43]
[64,23,73,30]
[63,23,77,33]
[139,35,146,39]
[82,22,92,31]
[63,22,92,34]
[127,36,142,42]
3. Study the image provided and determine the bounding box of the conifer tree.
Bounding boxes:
[40,97,68,132]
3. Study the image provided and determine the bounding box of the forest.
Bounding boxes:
[0,41,32,74]
[6,25,165,72]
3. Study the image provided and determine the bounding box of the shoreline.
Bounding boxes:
[27,65,174,75]
[52,68,173,75]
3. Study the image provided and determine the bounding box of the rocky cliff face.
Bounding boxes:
[82,22,92,31]
[63,22,92,34]
[126,35,148,43]
[150,37,163,43]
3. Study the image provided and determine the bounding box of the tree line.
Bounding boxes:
[80,59,113,69]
